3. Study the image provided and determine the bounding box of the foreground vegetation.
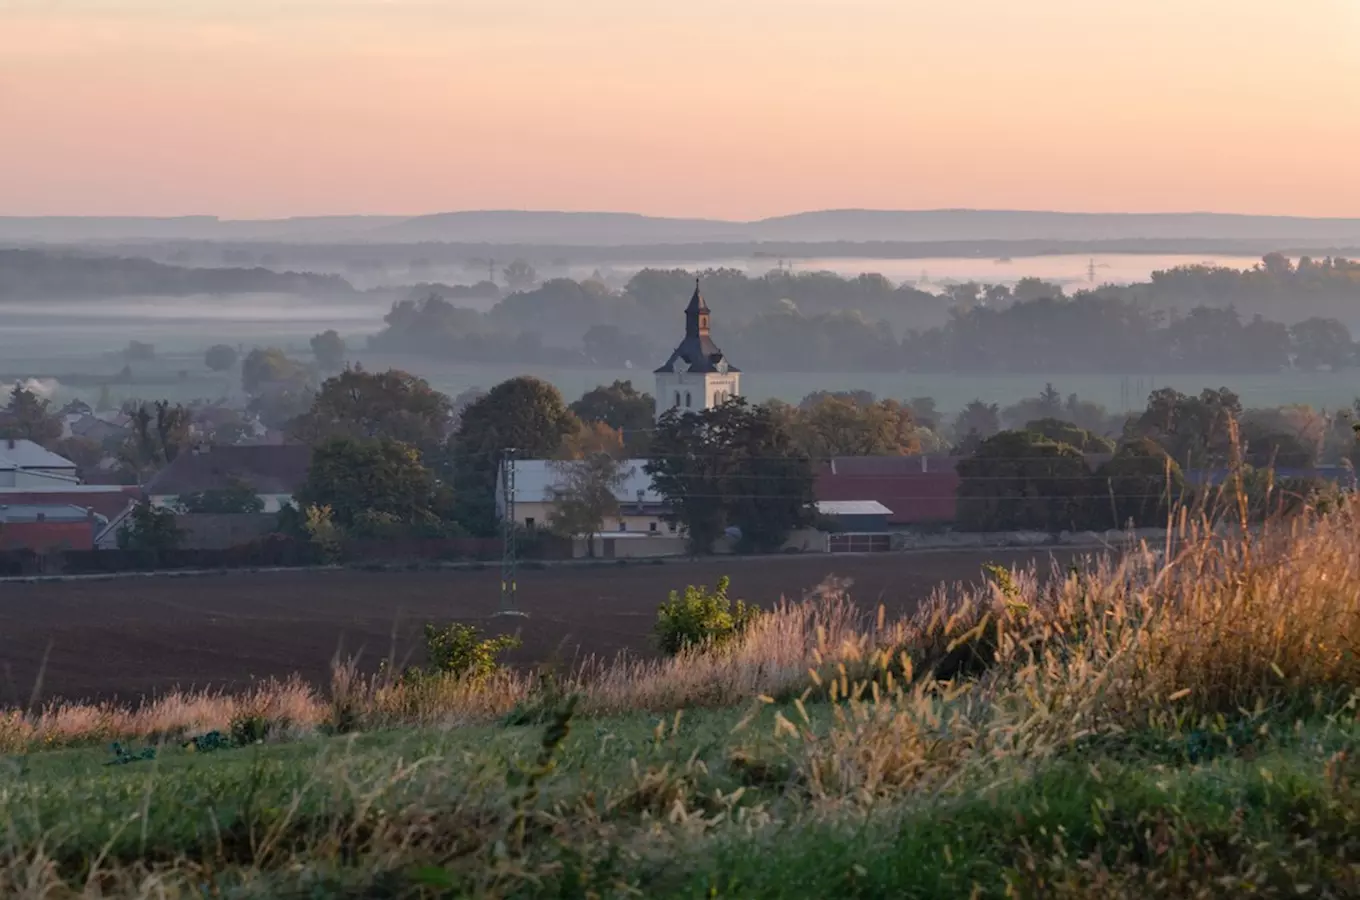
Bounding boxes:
[3,505,1360,897]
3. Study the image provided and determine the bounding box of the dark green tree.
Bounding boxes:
[569,380,655,453]
[647,398,814,554]
[951,399,1001,455]
[296,437,438,534]
[176,476,266,514]
[956,430,1094,532]
[1,383,62,444]
[290,366,452,450]
[450,376,579,535]
[204,344,239,372]
[1023,418,1116,454]
[309,330,347,373]
[1127,387,1243,470]
[116,502,184,552]
[241,347,306,396]
[1092,439,1184,529]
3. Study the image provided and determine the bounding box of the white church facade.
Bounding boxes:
[653,279,741,419]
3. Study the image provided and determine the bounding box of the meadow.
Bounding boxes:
[2,504,1358,898]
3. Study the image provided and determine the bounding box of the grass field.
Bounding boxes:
[2,511,1359,897]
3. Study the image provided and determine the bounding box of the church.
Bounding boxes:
[653,279,741,420]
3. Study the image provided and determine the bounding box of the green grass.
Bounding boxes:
[2,700,1357,898]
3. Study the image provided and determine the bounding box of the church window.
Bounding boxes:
[685,391,692,408]
[674,391,681,407]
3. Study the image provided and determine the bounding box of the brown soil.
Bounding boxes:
[0,550,1087,703]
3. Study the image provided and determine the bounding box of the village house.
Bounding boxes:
[144,444,312,513]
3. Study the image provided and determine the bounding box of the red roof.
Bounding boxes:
[814,456,961,525]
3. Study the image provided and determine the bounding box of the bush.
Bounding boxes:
[422,623,521,681]
[654,576,761,656]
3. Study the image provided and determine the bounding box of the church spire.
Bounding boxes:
[686,278,710,338]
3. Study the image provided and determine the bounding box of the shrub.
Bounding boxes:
[654,576,761,656]
[422,623,521,682]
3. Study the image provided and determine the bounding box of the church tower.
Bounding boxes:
[654,279,741,420]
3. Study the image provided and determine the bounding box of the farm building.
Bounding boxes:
[0,504,96,552]
[814,455,962,527]
[496,458,677,536]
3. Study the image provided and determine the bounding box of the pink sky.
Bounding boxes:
[3,0,1359,219]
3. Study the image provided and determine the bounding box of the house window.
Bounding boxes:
[668,521,678,533]
[618,521,628,532]
[524,517,535,530]
[649,521,658,533]
[685,391,692,408]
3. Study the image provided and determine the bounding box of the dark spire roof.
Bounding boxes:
[654,279,740,375]
[685,278,708,315]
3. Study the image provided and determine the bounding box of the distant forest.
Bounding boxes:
[8,248,1360,375]
[373,255,1360,374]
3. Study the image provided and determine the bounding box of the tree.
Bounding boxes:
[955,431,1094,532]
[51,436,105,476]
[1290,317,1353,370]
[116,502,183,552]
[789,395,919,459]
[502,259,539,292]
[647,398,815,554]
[119,401,191,478]
[560,421,625,459]
[951,400,1001,455]
[569,381,654,453]
[547,453,632,551]
[296,437,438,534]
[241,348,305,396]
[1127,387,1242,470]
[290,367,452,450]
[1092,439,1184,529]
[204,344,239,372]
[310,330,347,373]
[450,377,580,535]
[123,341,155,362]
[1022,418,1115,454]
[1,383,61,444]
[176,476,266,514]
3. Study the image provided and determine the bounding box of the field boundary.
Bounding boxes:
[0,538,1134,586]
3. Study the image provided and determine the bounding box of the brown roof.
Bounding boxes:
[146,445,311,497]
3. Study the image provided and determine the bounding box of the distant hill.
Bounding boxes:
[4,209,1360,246]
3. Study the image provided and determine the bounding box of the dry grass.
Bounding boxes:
[1,504,1360,897]
[4,503,1360,759]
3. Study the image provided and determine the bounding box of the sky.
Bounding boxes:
[3,0,1359,220]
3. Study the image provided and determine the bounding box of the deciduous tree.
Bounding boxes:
[204,344,239,372]
[296,437,438,534]
[309,330,347,373]
[451,377,579,535]
[547,453,632,550]
[290,367,452,450]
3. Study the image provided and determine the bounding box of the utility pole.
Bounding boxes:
[497,448,527,618]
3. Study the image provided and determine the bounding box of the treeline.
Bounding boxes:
[371,257,1360,374]
[0,249,352,300]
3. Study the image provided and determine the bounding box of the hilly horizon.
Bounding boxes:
[4,208,1360,246]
